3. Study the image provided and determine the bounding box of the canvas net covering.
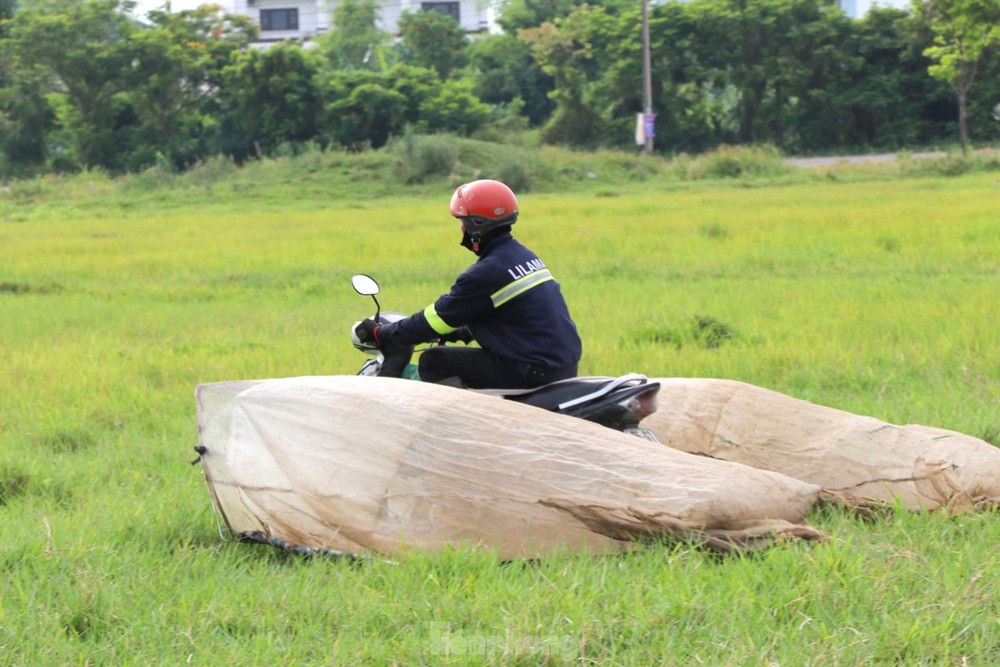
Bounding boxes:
[643,378,1000,512]
[196,375,825,558]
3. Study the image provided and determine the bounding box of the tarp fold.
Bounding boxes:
[644,378,1000,512]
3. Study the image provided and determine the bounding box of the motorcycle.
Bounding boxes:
[350,274,662,442]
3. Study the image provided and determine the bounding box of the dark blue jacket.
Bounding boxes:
[378,232,582,372]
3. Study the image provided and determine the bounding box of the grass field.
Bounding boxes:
[1,151,999,664]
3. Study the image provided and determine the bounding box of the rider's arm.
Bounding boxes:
[375,307,445,345]
[378,269,493,345]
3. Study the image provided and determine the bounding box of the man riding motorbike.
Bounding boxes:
[354,179,582,389]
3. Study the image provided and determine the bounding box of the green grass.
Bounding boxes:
[1,148,999,664]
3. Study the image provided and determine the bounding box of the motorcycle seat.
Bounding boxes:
[475,374,652,412]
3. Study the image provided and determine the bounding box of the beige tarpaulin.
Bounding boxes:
[644,378,1000,512]
[195,375,824,558]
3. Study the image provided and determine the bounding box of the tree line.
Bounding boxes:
[0,0,998,179]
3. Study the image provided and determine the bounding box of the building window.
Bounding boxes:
[421,2,460,23]
[260,8,299,31]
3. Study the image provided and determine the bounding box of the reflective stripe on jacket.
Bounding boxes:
[377,232,582,371]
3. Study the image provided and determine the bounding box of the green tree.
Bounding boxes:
[316,64,490,148]
[417,79,491,134]
[3,0,138,170]
[322,75,409,149]
[218,43,322,158]
[497,0,579,33]
[0,64,56,176]
[1,0,54,175]
[317,0,389,70]
[397,9,468,79]
[585,1,716,152]
[918,0,1000,152]
[554,0,947,154]
[0,0,15,30]
[519,6,607,147]
[683,0,848,147]
[126,5,256,169]
[973,42,1000,141]
[382,64,445,127]
[827,7,952,149]
[466,34,555,126]
[763,0,860,151]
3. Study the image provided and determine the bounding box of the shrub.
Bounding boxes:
[0,466,30,506]
[494,158,534,193]
[683,144,789,180]
[390,130,460,183]
[899,150,1000,177]
[636,314,739,350]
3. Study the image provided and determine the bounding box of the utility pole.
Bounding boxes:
[641,0,654,155]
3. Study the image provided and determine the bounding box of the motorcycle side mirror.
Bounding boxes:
[352,273,382,323]
[351,274,380,296]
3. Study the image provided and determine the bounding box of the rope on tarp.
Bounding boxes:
[190,445,207,465]
[237,530,376,563]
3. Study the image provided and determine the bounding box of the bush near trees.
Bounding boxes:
[0,0,997,178]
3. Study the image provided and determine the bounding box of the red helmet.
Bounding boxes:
[450,180,518,236]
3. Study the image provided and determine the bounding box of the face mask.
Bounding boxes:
[460,230,481,254]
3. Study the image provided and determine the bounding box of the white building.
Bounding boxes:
[229,0,327,42]
[837,0,910,18]
[229,0,494,44]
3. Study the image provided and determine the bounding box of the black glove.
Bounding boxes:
[355,319,381,345]
[438,326,473,345]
